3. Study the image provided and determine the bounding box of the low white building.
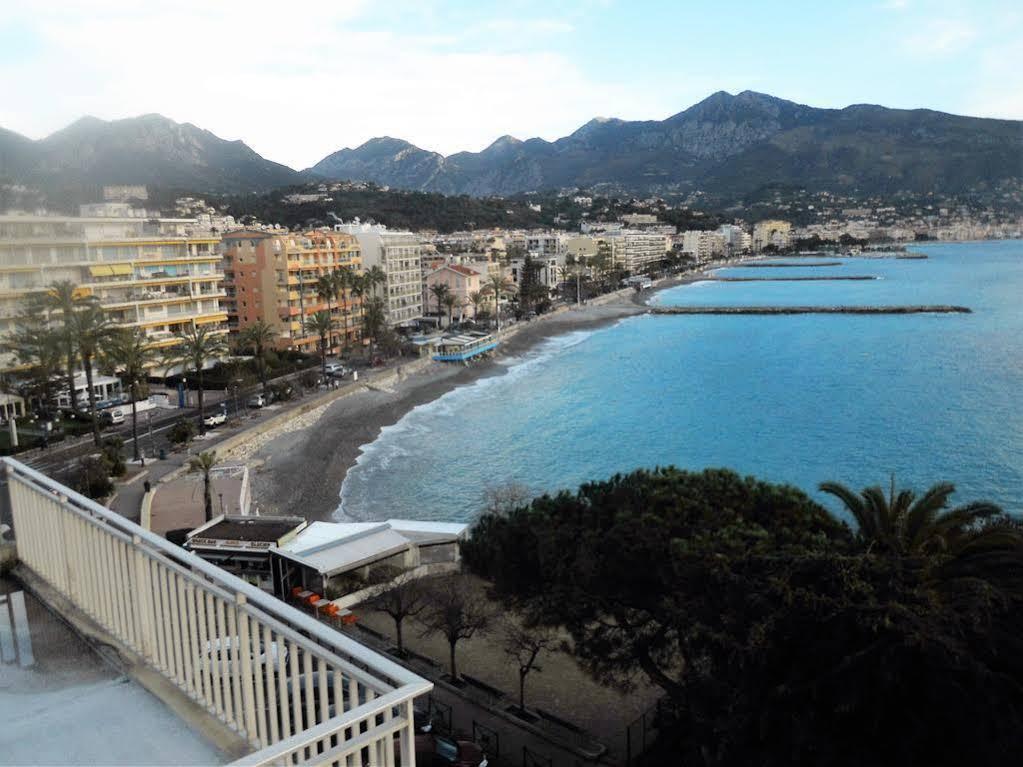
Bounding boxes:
[268,519,469,603]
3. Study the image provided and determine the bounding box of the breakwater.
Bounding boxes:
[739,261,842,268]
[650,305,971,315]
[710,276,878,282]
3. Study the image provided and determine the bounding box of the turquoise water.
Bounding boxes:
[340,241,1023,522]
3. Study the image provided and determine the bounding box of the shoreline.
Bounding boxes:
[244,259,740,522]
[246,298,650,522]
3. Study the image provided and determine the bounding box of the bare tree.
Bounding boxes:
[420,575,491,681]
[502,619,560,711]
[481,482,532,518]
[364,569,430,656]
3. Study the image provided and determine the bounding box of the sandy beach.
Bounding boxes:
[247,298,647,522]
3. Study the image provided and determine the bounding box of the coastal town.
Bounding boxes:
[4,0,1023,761]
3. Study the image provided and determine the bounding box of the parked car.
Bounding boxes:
[98,407,125,426]
[247,394,267,409]
[415,733,487,767]
[324,362,349,378]
[203,409,227,428]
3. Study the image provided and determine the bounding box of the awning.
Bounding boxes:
[88,265,114,277]
[109,263,133,276]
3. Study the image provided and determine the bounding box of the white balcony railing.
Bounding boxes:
[2,457,431,767]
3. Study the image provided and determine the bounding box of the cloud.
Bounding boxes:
[902,18,978,57]
[0,1,672,168]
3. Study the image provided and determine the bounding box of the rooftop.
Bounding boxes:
[187,515,306,545]
[1,579,225,766]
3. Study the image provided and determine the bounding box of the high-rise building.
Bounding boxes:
[0,209,226,375]
[603,230,670,273]
[682,230,727,262]
[221,229,362,355]
[752,219,792,251]
[334,223,423,327]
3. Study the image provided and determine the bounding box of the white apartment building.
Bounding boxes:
[715,224,751,253]
[604,230,670,273]
[752,220,793,251]
[335,222,423,326]
[524,232,566,261]
[0,210,227,375]
[506,256,560,296]
[682,230,727,262]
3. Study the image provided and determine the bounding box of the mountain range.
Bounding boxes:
[2,91,1020,199]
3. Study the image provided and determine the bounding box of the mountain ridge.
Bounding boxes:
[307,91,1023,198]
[1,92,1020,200]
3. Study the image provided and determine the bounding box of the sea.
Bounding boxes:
[338,240,1023,523]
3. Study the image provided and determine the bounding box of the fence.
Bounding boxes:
[2,456,432,767]
[623,697,670,765]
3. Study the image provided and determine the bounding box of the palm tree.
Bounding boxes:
[820,477,1003,556]
[484,274,513,331]
[72,304,117,446]
[366,265,387,298]
[468,290,485,319]
[163,325,228,434]
[102,328,160,464]
[188,451,218,522]
[430,283,451,322]
[6,312,64,416]
[348,271,368,352]
[330,268,352,353]
[305,310,335,378]
[316,273,340,354]
[362,296,387,352]
[442,292,460,327]
[40,280,90,415]
[239,320,277,391]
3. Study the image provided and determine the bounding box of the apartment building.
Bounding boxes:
[335,223,422,327]
[752,219,793,251]
[682,230,727,262]
[221,229,362,355]
[604,229,670,273]
[0,208,226,374]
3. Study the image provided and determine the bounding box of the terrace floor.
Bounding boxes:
[1,577,226,766]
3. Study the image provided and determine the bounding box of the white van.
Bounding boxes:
[324,362,348,378]
[100,407,125,426]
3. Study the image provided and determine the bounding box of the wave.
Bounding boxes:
[335,323,610,520]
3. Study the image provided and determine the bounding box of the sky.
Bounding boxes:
[1,0,1020,169]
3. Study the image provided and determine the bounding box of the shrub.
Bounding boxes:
[101,435,126,477]
[74,455,114,500]
[167,418,197,445]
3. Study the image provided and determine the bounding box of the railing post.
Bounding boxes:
[236,592,259,745]
[131,535,154,662]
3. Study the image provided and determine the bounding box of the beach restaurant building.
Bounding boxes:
[268,519,468,603]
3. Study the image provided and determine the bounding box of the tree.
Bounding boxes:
[463,466,1023,765]
[365,265,387,298]
[4,313,64,415]
[71,303,117,446]
[484,275,513,331]
[40,280,88,416]
[420,575,491,681]
[102,328,160,463]
[187,450,218,522]
[362,296,387,351]
[441,292,460,327]
[820,477,1002,556]
[502,619,559,711]
[163,325,228,433]
[462,467,850,699]
[316,273,340,354]
[468,290,486,318]
[239,320,277,391]
[305,310,335,378]
[429,283,450,321]
[364,570,430,656]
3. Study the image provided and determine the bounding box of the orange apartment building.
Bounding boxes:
[221,229,362,355]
